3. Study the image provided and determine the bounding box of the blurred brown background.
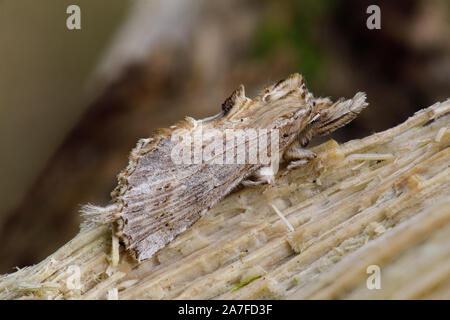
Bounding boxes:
[0,0,449,273]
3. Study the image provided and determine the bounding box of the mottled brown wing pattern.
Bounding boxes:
[115,134,257,261]
[81,73,368,262]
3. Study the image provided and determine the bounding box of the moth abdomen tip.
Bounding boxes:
[80,203,119,225]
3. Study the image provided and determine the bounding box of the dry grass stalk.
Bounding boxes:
[0,99,449,300]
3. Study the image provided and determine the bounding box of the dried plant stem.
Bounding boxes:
[1,99,449,300]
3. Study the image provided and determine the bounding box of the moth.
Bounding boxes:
[83,73,368,261]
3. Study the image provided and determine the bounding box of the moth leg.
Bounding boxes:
[283,141,317,170]
[295,110,322,148]
[242,166,276,186]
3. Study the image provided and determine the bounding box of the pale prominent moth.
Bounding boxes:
[82,73,368,261]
